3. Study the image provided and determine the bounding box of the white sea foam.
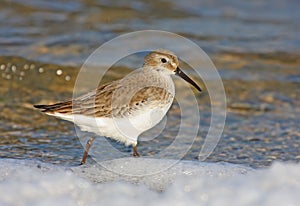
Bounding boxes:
[0,158,299,206]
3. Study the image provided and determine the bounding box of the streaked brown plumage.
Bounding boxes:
[34,49,201,164]
[35,75,173,118]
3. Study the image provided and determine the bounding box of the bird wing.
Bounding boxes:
[34,80,119,117]
[34,67,175,118]
[34,79,173,118]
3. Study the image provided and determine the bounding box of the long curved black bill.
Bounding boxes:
[175,67,202,92]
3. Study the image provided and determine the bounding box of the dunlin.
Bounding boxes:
[34,49,202,164]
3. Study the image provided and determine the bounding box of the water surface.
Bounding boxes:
[0,0,299,168]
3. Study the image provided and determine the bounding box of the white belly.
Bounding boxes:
[50,102,172,146]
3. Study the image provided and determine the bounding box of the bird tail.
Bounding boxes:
[33,101,72,114]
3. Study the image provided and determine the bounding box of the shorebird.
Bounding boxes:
[34,49,202,164]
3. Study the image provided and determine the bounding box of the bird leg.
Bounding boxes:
[133,145,140,157]
[80,136,95,165]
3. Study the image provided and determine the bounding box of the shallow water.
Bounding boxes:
[0,0,300,169]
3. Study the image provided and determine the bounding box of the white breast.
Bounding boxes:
[50,100,172,146]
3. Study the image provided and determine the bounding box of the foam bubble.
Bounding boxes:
[0,159,298,206]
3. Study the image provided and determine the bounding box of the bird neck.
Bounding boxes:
[141,66,175,95]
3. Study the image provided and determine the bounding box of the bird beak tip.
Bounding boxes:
[175,67,202,92]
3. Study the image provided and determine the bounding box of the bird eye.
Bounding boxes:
[161,58,167,63]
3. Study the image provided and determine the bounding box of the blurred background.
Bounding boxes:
[0,0,299,167]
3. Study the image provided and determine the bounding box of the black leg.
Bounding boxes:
[80,137,95,165]
[133,144,140,157]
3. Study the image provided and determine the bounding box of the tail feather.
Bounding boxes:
[34,101,72,113]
